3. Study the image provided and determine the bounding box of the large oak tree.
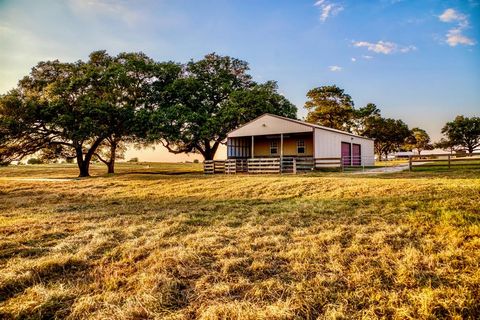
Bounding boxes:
[148,53,297,160]
[0,59,111,176]
[0,51,176,176]
[440,116,480,154]
[305,85,355,131]
[362,116,412,160]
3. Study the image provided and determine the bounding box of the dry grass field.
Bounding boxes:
[0,163,479,319]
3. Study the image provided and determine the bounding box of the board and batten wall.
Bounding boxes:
[314,128,375,166]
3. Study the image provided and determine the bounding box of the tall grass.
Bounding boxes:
[0,164,479,319]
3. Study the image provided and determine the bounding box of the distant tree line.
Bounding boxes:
[304,85,480,160]
[0,51,296,176]
[1,53,478,175]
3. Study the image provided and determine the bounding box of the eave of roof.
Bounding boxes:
[227,113,374,141]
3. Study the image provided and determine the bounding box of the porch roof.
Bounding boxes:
[227,113,374,141]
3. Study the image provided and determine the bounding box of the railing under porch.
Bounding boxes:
[204,157,343,174]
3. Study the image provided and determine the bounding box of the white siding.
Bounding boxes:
[228,114,313,137]
[314,128,375,165]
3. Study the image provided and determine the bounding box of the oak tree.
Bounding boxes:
[149,53,296,160]
[440,116,480,154]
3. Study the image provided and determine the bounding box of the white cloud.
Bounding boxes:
[351,57,356,62]
[446,28,476,46]
[439,8,475,47]
[352,40,416,54]
[353,41,396,54]
[329,65,342,72]
[399,45,417,53]
[439,8,467,24]
[314,1,343,22]
[362,55,373,59]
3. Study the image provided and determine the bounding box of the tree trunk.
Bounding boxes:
[468,146,473,154]
[204,152,214,161]
[75,138,104,177]
[107,141,117,174]
[76,146,90,177]
[79,161,90,177]
[200,140,220,161]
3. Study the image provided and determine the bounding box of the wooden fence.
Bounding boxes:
[247,158,281,174]
[204,160,228,174]
[314,157,342,169]
[409,153,480,170]
[205,157,342,174]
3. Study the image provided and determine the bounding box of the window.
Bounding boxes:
[227,138,250,158]
[270,140,278,155]
[297,139,305,154]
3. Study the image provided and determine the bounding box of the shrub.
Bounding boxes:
[128,157,139,163]
[27,158,43,165]
[193,159,200,163]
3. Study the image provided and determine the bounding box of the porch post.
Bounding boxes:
[251,136,254,159]
[280,133,284,159]
[280,133,283,173]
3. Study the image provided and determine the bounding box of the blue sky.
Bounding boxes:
[0,0,479,147]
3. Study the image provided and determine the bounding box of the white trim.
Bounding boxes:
[227,113,373,141]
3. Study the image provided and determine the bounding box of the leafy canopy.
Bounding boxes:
[147,53,297,160]
[440,115,480,154]
[305,85,354,131]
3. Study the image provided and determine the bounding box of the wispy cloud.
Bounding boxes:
[399,45,417,53]
[439,8,467,25]
[329,65,342,72]
[352,40,416,54]
[314,0,344,22]
[445,28,475,46]
[438,8,475,47]
[351,57,356,62]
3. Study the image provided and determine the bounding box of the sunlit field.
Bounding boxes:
[0,163,479,319]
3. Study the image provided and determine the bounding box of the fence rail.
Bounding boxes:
[314,157,342,169]
[409,153,480,170]
[247,158,281,174]
[204,160,228,174]
[205,157,344,174]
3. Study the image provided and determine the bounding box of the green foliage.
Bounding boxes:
[352,103,380,133]
[148,53,297,160]
[27,158,43,165]
[0,57,114,176]
[440,116,480,154]
[305,85,355,130]
[0,51,176,176]
[404,127,433,154]
[362,116,412,160]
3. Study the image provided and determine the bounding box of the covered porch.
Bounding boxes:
[227,132,314,159]
[202,132,337,174]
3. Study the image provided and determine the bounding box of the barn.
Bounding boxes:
[222,113,374,173]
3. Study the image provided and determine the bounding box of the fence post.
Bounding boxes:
[293,158,297,174]
[409,156,412,171]
[448,154,451,169]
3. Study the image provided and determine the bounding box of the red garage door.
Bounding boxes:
[352,144,361,166]
[341,142,351,166]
